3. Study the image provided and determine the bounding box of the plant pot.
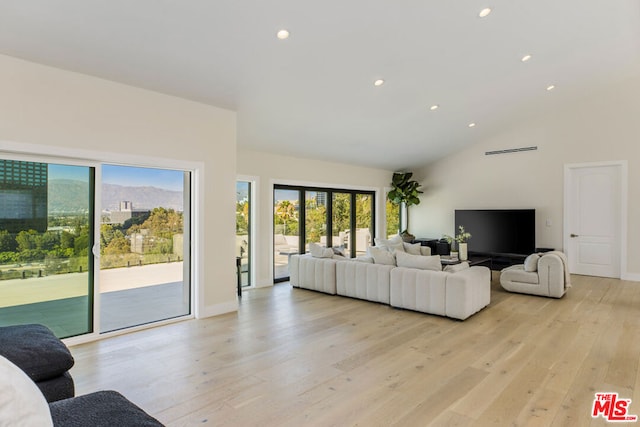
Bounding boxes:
[450,251,459,261]
[459,243,468,261]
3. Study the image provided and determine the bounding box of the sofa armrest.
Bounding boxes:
[538,253,566,298]
[444,266,491,320]
[290,254,337,294]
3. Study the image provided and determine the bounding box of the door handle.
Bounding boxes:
[570,233,579,238]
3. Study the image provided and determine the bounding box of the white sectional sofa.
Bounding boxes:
[289,248,491,320]
[336,261,394,304]
[289,254,338,294]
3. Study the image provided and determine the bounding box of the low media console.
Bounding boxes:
[413,238,531,271]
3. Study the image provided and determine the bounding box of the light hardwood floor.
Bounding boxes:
[69,273,640,426]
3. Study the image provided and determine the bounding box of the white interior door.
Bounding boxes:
[565,163,622,278]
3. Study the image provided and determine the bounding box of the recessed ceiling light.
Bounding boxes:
[276,29,290,40]
[430,105,439,111]
[546,85,556,91]
[374,79,385,87]
[468,122,476,128]
[479,8,492,18]
[521,54,532,62]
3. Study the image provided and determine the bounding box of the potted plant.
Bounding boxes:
[443,225,472,261]
[387,172,423,242]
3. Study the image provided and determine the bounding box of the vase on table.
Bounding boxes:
[459,243,468,261]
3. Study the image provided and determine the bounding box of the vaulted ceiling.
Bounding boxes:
[1,1,639,170]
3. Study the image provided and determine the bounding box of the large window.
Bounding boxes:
[99,165,191,333]
[386,198,400,239]
[0,160,94,338]
[273,185,375,281]
[0,155,195,339]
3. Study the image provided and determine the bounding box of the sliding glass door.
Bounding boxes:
[99,165,190,333]
[0,159,94,338]
[305,191,327,251]
[273,185,375,281]
[0,155,195,339]
[274,188,300,281]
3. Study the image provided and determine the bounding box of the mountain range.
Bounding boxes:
[48,180,184,214]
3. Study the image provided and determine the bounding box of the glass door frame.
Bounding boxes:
[237,175,257,289]
[273,184,376,282]
[0,142,202,345]
[0,151,98,338]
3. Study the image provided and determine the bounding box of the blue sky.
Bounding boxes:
[102,165,183,191]
[48,164,184,191]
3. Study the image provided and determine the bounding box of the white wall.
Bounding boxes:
[0,54,238,316]
[411,69,640,278]
[237,149,392,286]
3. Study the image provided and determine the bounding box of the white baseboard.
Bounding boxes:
[622,272,640,282]
[255,278,276,288]
[197,300,238,319]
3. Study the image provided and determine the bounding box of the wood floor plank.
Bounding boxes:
[68,274,640,426]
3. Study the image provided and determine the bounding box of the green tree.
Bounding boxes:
[0,230,17,252]
[103,236,130,255]
[16,230,39,251]
[74,227,90,256]
[355,194,372,229]
[332,194,350,237]
[37,231,60,251]
[60,231,75,250]
[275,200,297,235]
[305,196,326,243]
[236,199,249,234]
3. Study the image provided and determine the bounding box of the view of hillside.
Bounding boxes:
[48,180,184,213]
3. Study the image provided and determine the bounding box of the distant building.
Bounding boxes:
[107,201,150,224]
[0,160,48,233]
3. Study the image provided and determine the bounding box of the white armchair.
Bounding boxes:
[500,251,571,298]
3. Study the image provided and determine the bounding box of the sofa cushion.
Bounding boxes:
[374,235,405,253]
[336,261,393,304]
[419,246,432,256]
[0,324,74,382]
[367,246,396,265]
[0,355,54,427]
[403,242,422,255]
[524,254,540,272]
[49,390,164,427]
[395,251,441,271]
[353,256,374,263]
[501,265,539,284]
[332,247,346,257]
[443,261,470,273]
[309,242,333,258]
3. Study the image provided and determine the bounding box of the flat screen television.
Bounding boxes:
[455,209,535,256]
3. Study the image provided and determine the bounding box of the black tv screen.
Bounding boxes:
[455,209,535,256]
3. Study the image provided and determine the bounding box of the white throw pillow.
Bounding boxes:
[0,355,53,427]
[374,235,405,253]
[444,261,470,273]
[395,251,442,271]
[524,254,540,272]
[403,242,422,255]
[367,246,396,265]
[309,242,333,258]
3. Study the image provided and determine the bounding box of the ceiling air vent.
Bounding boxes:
[485,146,537,156]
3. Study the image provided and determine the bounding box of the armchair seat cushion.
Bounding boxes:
[500,265,539,284]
